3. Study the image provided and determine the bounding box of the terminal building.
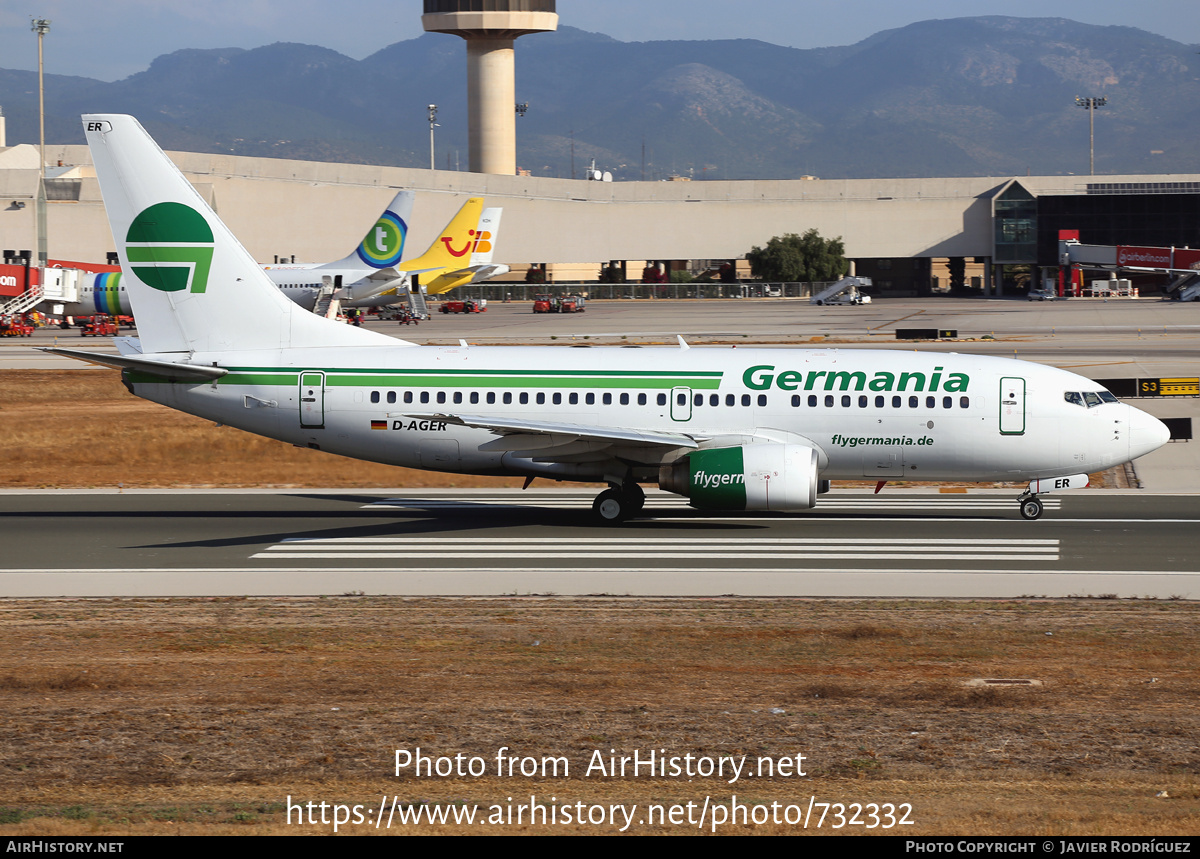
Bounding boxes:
[2,137,1199,298]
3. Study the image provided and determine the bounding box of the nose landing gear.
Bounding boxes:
[1018,493,1044,520]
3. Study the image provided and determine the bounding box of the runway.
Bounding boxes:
[4,489,1197,599]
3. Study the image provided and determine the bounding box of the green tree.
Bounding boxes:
[746,230,847,282]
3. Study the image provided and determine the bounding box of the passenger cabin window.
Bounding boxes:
[370,391,380,404]
[387,391,396,404]
[657,393,667,406]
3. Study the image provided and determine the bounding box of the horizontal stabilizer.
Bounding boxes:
[38,346,227,381]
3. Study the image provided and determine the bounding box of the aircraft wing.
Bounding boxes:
[412,412,700,454]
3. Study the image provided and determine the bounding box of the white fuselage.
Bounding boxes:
[126,345,1165,485]
[261,264,407,310]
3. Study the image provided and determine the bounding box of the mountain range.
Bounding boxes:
[1,16,1198,180]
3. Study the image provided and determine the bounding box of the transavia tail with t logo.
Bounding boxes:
[51,115,1170,524]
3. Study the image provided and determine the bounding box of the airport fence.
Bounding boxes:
[430,282,826,303]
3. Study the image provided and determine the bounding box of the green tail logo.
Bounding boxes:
[125,202,214,293]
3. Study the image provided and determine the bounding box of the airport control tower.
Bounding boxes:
[422,0,557,175]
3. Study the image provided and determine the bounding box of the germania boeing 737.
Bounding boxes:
[47,115,1170,524]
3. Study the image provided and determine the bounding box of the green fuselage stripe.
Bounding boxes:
[128,367,725,390]
[212,368,723,390]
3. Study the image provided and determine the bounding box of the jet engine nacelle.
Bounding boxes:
[658,444,820,511]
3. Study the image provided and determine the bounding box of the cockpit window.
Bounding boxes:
[1083,392,1103,408]
[1064,392,1084,407]
[1098,391,1118,404]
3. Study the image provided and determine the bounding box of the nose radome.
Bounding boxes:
[1127,406,1170,460]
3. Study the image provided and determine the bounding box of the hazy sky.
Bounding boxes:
[2,0,1198,82]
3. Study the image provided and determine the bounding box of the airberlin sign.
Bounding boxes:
[0,264,25,297]
[1117,246,1200,271]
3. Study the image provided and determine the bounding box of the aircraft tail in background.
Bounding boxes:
[324,190,415,272]
[398,197,484,278]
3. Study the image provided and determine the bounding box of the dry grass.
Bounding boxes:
[0,370,526,489]
[0,598,1197,835]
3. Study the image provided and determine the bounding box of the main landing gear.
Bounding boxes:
[592,482,646,525]
[1017,492,1044,521]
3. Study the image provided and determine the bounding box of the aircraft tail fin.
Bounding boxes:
[469,208,502,265]
[83,114,403,354]
[325,190,415,271]
[398,197,484,275]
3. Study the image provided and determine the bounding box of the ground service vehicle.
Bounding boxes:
[0,315,34,337]
[439,299,487,314]
[80,315,118,336]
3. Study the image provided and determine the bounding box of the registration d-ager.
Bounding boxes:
[52,115,1169,523]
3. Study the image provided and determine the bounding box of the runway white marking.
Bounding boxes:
[253,536,1060,563]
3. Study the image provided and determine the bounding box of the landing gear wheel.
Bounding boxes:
[592,488,629,525]
[622,483,646,514]
[1019,497,1044,520]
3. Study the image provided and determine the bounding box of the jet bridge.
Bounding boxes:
[1058,236,1200,300]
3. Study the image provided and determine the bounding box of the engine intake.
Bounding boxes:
[658,444,820,511]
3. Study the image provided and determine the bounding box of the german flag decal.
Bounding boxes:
[370,420,387,430]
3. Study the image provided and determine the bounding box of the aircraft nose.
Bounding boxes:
[1127,405,1170,460]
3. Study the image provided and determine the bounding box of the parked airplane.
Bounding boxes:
[265,196,508,311]
[49,115,1170,524]
[55,193,507,318]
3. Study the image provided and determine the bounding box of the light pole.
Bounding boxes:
[1075,95,1107,175]
[427,104,438,171]
[32,18,50,265]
